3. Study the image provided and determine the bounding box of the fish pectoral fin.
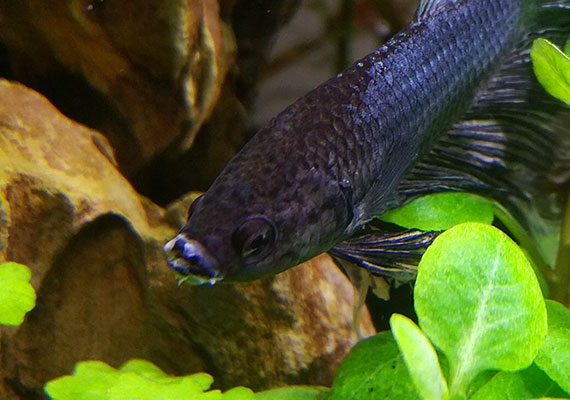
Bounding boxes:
[330,229,439,286]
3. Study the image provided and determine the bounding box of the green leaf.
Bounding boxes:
[380,193,493,231]
[534,300,570,395]
[119,359,168,378]
[471,364,568,400]
[531,218,561,276]
[108,372,222,400]
[45,360,218,400]
[466,370,499,398]
[256,386,329,400]
[531,38,570,106]
[564,39,570,56]
[119,359,215,395]
[44,361,120,400]
[223,387,256,400]
[390,314,448,400]
[0,262,36,326]
[328,332,419,400]
[415,223,547,396]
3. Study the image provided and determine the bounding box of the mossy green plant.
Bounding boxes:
[0,262,36,326]
[44,359,328,400]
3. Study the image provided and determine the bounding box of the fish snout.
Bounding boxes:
[163,234,223,285]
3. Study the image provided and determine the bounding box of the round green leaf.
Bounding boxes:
[471,364,569,400]
[534,300,570,395]
[109,372,222,400]
[222,387,256,400]
[415,223,547,395]
[329,332,419,400]
[0,262,36,326]
[531,38,570,106]
[381,193,493,231]
[390,314,448,400]
[45,360,218,400]
[119,359,169,377]
[44,361,120,400]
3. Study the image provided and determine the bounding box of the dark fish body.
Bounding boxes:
[165,0,570,284]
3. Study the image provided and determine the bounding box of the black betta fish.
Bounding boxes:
[164,0,570,285]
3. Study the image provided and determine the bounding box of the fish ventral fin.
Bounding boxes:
[330,226,439,286]
[400,0,570,227]
[415,0,456,19]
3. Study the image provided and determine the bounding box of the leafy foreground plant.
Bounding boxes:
[329,223,570,400]
[0,262,36,326]
[531,38,570,106]
[43,359,328,400]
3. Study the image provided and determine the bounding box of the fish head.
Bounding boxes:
[164,212,282,285]
[163,142,352,285]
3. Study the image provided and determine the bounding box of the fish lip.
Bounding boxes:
[163,234,224,286]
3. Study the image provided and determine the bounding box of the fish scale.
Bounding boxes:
[164,0,570,285]
[350,5,515,219]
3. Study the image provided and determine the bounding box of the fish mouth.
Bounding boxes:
[163,234,223,286]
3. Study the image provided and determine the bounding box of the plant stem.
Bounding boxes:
[492,202,551,296]
[448,366,468,400]
[552,190,570,306]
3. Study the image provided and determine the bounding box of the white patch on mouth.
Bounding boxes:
[163,238,176,253]
[177,274,224,287]
[163,235,224,286]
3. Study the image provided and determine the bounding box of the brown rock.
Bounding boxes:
[0,80,375,399]
[131,0,305,204]
[0,0,235,174]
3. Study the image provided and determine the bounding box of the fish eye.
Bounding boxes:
[232,217,276,262]
[187,194,204,221]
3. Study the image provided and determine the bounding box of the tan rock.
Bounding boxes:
[0,80,374,399]
[0,0,235,174]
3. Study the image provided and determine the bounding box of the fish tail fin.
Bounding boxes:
[512,0,570,216]
[400,1,570,229]
[525,0,570,220]
[526,0,570,33]
[522,0,570,51]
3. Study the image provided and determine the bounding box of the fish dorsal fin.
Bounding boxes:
[415,0,454,19]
